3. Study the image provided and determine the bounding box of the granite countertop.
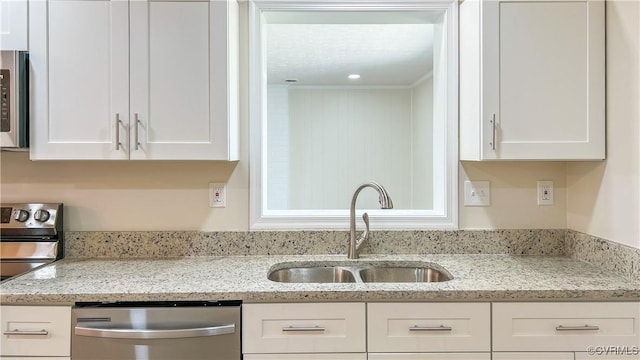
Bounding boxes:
[1,254,639,304]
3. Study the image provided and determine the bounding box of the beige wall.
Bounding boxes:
[566,0,640,249]
[2,1,637,248]
[0,155,568,231]
[460,162,567,230]
[0,153,250,231]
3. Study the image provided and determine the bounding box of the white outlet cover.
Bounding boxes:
[209,182,227,208]
[537,180,554,206]
[464,180,491,206]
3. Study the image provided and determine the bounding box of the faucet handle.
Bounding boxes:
[362,212,369,231]
[355,212,370,250]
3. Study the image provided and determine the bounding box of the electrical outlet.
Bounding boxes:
[537,180,553,205]
[209,182,226,208]
[464,180,491,206]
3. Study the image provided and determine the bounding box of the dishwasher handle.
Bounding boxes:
[74,323,235,340]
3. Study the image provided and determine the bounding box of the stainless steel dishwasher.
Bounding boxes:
[72,300,241,360]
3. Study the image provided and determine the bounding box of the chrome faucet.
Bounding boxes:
[348,181,394,259]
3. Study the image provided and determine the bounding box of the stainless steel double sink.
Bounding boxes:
[268,261,452,283]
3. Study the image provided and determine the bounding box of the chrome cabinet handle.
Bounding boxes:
[134,113,140,151]
[4,329,49,336]
[490,113,496,150]
[409,325,452,332]
[115,113,123,151]
[555,325,600,332]
[75,324,235,339]
[282,326,326,332]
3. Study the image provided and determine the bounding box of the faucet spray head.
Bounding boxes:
[379,194,393,209]
[370,181,393,209]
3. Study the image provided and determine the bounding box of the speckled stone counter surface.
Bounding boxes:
[64,229,568,258]
[1,254,639,304]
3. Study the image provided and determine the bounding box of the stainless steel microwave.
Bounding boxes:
[0,51,28,149]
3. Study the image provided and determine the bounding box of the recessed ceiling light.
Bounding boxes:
[348,74,361,80]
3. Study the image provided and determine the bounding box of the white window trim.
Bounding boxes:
[249,0,459,230]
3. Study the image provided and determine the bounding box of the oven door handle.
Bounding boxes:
[74,323,235,339]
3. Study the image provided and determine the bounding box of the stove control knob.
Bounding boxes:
[34,209,51,222]
[13,209,29,222]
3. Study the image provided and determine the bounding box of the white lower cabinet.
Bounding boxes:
[368,303,490,353]
[492,353,575,360]
[368,354,491,360]
[494,354,640,360]
[242,303,366,357]
[0,358,70,360]
[0,306,71,358]
[493,302,640,358]
[242,302,491,359]
[244,354,366,360]
[575,354,640,360]
[243,302,640,359]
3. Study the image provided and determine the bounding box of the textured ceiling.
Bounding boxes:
[266,23,434,86]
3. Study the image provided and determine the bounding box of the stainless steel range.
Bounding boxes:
[0,203,63,281]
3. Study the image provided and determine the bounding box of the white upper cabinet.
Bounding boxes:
[459,0,605,160]
[0,0,28,50]
[29,0,239,160]
[29,0,129,160]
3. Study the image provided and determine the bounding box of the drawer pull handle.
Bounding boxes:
[134,113,141,151]
[555,325,600,332]
[490,113,496,150]
[282,326,326,332]
[4,329,49,336]
[115,114,123,151]
[409,325,452,332]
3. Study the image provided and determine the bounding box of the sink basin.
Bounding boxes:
[267,262,452,283]
[358,267,450,283]
[267,266,357,283]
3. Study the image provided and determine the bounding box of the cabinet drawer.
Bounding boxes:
[575,353,640,360]
[493,302,640,351]
[0,306,71,357]
[368,353,491,360]
[242,303,365,354]
[492,353,574,360]
[244,354,365,360]
[367,303,490,352]
[0,358,70,360]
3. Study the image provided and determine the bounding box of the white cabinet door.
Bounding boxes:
[368,353,491,360]
[243,303,366,354]
[29,0,129,160]
[0,0,28,50]
[129,0,238,160]
[492,354,574,360]
[244,354,366,360]
[0,306,71,357]
[460,0,605,160]
[29,0,238,160]
[493,302,640,352]
[0,358,70,360]
[576,353,640,359]
[367,303,490,353]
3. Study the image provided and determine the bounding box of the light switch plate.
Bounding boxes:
[464,180,491,206]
